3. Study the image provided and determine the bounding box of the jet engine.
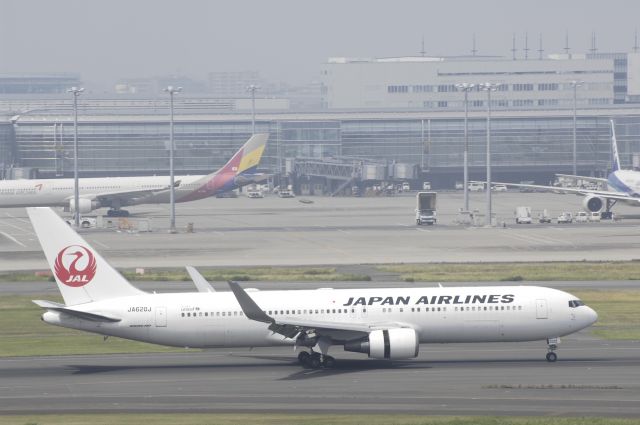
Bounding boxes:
[69,198,100,214]
[344,328,419,360]
[582,195,604,213]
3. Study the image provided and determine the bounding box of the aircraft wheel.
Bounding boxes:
[546,352,557,362]
[322,355,336,368]
[309,353,322,369]
[297,351,310,365]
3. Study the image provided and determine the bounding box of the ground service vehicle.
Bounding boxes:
[557,212,573,224]
[538,209,552,223]
[514,206,532,224]
[492,184,507,192]
[469,182,484,192]
[589,212,601,222]
[574,211,589,223]
[415,191,437,225]
[422,181,431,190]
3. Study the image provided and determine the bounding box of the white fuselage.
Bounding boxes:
[0,175,207,208]
[43,286,597,349]
[607,170,640,198]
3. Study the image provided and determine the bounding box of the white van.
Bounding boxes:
[514,206,532,224]
[468,182,484,192]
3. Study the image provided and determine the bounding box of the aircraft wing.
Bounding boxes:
[186,266,215,292]
[486,181,640,203]
[227,281,408,340]
[66,181,179,206]
[555,174,609,184]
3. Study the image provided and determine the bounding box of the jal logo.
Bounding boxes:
[54,245,97,287]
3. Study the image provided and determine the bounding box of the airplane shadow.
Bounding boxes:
[65,355,613,380]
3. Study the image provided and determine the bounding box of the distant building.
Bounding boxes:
[208,71,261,98]
[0,73,81,94]
[320,54,636,110]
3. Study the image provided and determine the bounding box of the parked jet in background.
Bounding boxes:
[29,207,597,368]
[487,121,640,214]
[0,134,268,216]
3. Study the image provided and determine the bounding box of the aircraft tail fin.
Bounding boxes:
[27,207,144,306]
[611,120,622,172]
[218,133,269,177]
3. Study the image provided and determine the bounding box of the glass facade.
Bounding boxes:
[4,111,640,180]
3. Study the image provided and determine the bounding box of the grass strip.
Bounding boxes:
[0,415,638,425]
[378,262,640,282]
[0,267,371,283]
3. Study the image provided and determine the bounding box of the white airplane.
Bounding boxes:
[488,120,640,215]
[0,134,269,217]
[28,207,597,368]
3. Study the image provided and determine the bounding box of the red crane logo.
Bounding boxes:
[54,245,97,287]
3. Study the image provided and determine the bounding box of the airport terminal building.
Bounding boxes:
[2,53,640,189]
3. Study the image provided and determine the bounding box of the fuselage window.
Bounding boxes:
[280,310,284,315]
[362,308,367,313]
[315,309,319,314]
[425,307,430,312]
[519,306,523,310]
[455,307,458,312]
[234,312,238,316]
[286,310,290,315]
[399,308,404,313]
[187,312,191,317]
[437,307,441,312]
[382,308,386,313]
[181,313,185,317]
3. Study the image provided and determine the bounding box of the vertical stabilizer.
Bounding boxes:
[218,133,269,176]
[27,207,144,306]
[611,120,621,172]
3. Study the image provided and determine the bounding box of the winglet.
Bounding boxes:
[186,266,215,293]
[227,280,273,324]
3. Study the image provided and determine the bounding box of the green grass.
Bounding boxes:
[378,262,640,282]
[573,289,640,340]
[0,266,371,283]
[0,415,638,425]
[0,295,185,357]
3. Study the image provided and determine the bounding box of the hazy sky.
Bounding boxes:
[1,0,638,90]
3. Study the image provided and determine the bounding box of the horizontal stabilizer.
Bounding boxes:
[32,299,121,322]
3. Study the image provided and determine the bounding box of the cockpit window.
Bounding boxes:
[568,300,585,308]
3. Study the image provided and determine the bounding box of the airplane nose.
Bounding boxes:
[586,307,598,325]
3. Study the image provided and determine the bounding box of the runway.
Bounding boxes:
[1,336,639,416]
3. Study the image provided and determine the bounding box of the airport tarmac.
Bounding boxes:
[1,336,639,417]
[2,191,639,418]
[1,191,640,271]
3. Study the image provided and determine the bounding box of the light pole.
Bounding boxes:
[246,84,260,134]
[571,80,583,175]
[481,82,498,226]
[163,86,182,233]
[455,83,475,212]
[67,86,83,228]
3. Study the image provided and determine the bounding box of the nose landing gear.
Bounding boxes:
[545,337,560,362]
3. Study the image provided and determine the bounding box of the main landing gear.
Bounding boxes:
[545,337,560,362]
[297,351,336,369]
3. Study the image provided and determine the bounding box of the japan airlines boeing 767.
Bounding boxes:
[0,134,268,217]
[28,207,597,368]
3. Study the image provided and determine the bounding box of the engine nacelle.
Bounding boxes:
[582,195,604,213]
[69,198,100,214]
[344,328,419,360]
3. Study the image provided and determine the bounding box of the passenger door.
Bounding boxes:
[535,299,548,319]
[155,306,167,327]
